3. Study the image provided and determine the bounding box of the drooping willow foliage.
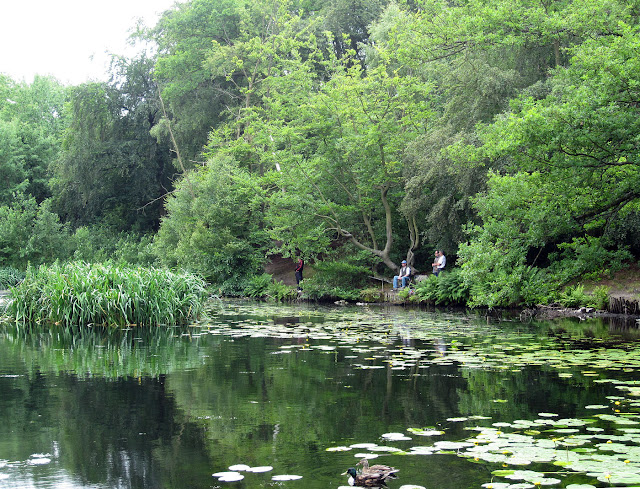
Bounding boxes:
[7,262,208,327]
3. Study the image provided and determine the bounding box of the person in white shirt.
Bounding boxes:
[432,250,446,276]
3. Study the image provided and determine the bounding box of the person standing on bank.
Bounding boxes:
[393,260,411,290]
[295,257,304,290]
[432,250,446,276]
[431,251,439,275]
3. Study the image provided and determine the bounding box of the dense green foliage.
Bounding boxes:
[243,273,298,302]
[8,262,207,326]
[2,0,640,306]
[0,267,25,289]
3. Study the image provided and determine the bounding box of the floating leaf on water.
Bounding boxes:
[565,485,597,489]
[350,443,378,449]
[447,417,468,422]
[409,446,436,455]
[537,413,558,417]
[596,471,640,484]
[434,441,474,450]
[500,470,546,481]
[272,475,303,481]
[407,428,445,436]
[493,399,508,403]
[596,414,640,425]
[536,478,562,485]
[354,453,379,459]
[382,433,412,441]
[370,445,404,452]
[481,482,511,488]
[326,446,352,452]
[213,471,244,481]
[246,466,273,473]
[228,464,251,471]
[398,485,427,489]
[491,470,516,477]
[584,405,609,410]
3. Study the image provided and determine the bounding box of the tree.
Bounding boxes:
[0,75,68,204]
[456,24,640,306]
[0,195,71,269]
[51,56,174,232]
[264,50,432,271]
[154,155,268,291]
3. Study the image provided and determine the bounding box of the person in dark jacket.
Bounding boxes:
[295,257,304,290]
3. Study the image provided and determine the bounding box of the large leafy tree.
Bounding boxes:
[51,56,174,232]
[457,23,640,306]
[0,75,67,205]
[262,49,432,271]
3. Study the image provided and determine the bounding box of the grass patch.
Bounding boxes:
[8,262,208,327]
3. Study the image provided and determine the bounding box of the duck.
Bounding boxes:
[357,458,398,476]
[342,461,399,487]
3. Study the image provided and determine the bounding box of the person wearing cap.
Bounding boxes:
[393,260,412,289]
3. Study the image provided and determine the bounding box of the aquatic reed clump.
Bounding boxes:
[8,262,208,327]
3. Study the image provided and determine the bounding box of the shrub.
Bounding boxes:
[300,260,369,301]
[266,281,297,302]
[557,284,590,308]
[413,269,470,306]
[244,273,274,298]
[243,274,297,302]
[0,195,72,268]
[8,262,208,327]
[588,285,610,310]
[557,284,611,310]
[360,287,384,303]
[72,226,157,266]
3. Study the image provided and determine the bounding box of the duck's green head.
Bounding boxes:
[343,468,357,478]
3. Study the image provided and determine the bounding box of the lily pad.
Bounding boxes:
[272,475,303,481]
[213,471,244,481]
[246,466,273,473]
[382,432,412,441]
[326,446,352,452]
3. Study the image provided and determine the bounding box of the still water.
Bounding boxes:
[1,301,639,489]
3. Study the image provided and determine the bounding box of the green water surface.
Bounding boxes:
[0,301,639,489]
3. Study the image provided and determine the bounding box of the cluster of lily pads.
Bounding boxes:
[326,402,640,488]
[212,464,302,483]
[197,305,640,407]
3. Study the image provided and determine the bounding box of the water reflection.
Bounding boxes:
[0,302,638,488]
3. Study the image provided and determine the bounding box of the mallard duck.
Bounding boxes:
[342,462,399,487]
[357,458,398,476]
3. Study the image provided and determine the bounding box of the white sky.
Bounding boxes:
[1,0,182,85]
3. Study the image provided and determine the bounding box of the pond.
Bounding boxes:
[1,301,640,489]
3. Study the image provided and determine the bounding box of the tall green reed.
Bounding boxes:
[8,262,208,327]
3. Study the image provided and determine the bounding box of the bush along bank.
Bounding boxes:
[7,262,208,327]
